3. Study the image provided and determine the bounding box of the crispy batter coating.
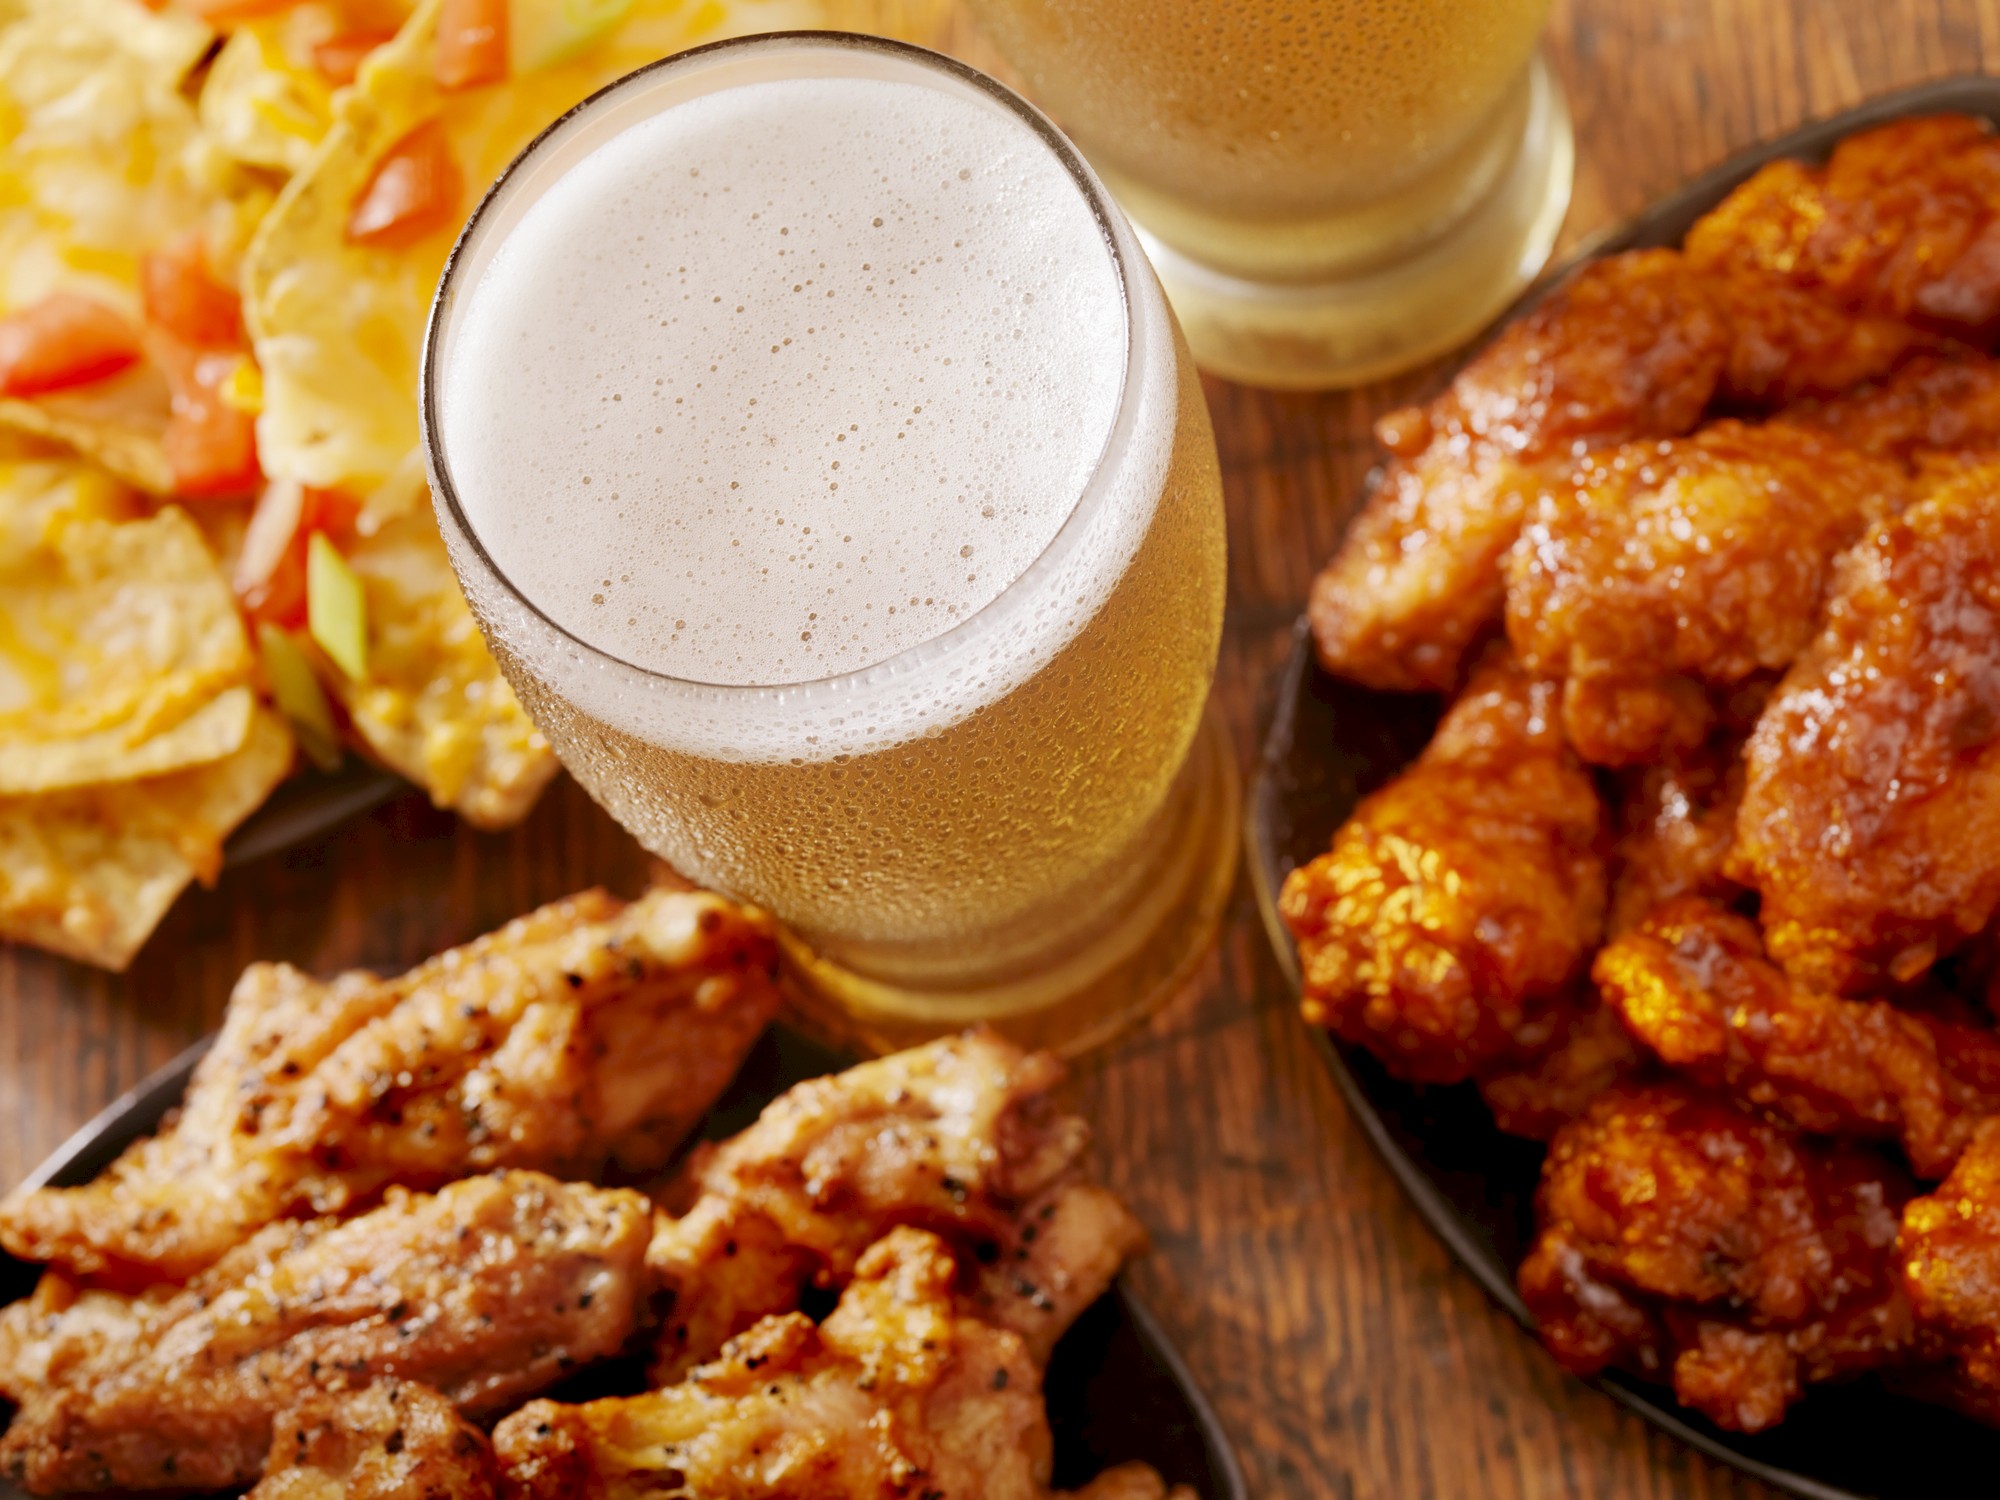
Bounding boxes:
[0,1172,650,1494]
[1900,1116,2000,1422]
[1279,653,1609,1083]
[0,888,778,1286]
[250,1381,499,1500]
[497,1227,1052,1500]
[1505,421,1903,766]
[1060,1465,1196,1500]
[1606,733,1749,936]
[646,1031,1143,1383]
[1520,1084,1916,1432]
[1686,115,2000,402]
[1596,899,2000,1178]
[1308,250,1728,692]
[1476,1001,1647,1143]
[1728,461,2000,994]
[1781,351,2000,468]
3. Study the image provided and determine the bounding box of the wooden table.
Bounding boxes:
[2,2,1991,1494]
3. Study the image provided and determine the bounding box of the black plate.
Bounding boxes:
[0,1026,1245,1500]
[1246,76,2000,1500]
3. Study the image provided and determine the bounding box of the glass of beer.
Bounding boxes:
[963,0,1575,388]
[423,32,1235,1056]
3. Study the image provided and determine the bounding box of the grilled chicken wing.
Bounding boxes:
[249,1381,500,1500]
[498,1227,1052,1500]
[1728,460,2000,994]
[1595,899,2000,1178]
[647,1031,1143,1382]
[1279,652,1609,1083]
[1520,1083,1917,1432]
[1686,115,2000,402]
[1308,250,1728,692]
[0,1173,650,1495]
[1505,421,1902,766]
[0,888,778,1285]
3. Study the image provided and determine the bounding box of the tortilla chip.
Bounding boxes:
[332,507,557,828]
[0,0,273,490]
[246,0,818,497]
[0,707,294,970]
[0,505,259,793]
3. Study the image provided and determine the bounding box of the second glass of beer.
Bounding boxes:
[424,32,1234,1056]
[965,0,1575,388]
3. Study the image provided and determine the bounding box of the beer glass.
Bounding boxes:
[424,33,1235,1056]
[964,0,1575,388]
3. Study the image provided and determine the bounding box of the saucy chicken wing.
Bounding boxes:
[1728,460,2000,994]
[1505,421,1902,766]
[1900,1116,2000,1423]
[0,888,778,1286]
[1476,1001,1647,1143]
[1605,729,1751,936]
[646,1031,1144,1382]
[1520,1083,1917,1432]
[1686,115,2000,402]
[1308,250,1728,692]
[1596,899,2000,1178]
[249,1381,500,1500]
[0,1172,650,1495]
[498,1227,1052,1500]
[1279,652,1609,1083]
[1782,351,2000,468]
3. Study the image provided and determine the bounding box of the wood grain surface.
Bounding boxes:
[3,3,1994,1495]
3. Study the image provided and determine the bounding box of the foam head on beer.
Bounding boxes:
[439,65,1127,693]
[429,37,1226,980]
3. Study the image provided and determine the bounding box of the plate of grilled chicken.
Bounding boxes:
[1252,77,2000,1500]
[0,886,1243,1499]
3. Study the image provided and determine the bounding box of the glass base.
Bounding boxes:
[779,699,1241,1058]
[1140,53,1575,390]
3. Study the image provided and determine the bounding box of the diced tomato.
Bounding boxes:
[0,293,142,398]
[159,348,262,498]
[312,28,397,85]
[434,0,507,90]
[347,118,463,249]
[235,483,364,626]
[140,237,244,350]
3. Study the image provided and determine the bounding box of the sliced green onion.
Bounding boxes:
[307,530,368,682]
[257,622,343,772]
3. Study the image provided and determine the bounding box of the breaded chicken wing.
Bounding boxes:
[1782,351,2000,468]
[0,1173,650,1495]
[1596,899,2000,1178]
[1901,1116,2000,1422]
[646,1032,1144,1382]
[0,888,778,1285]
[1505,421,1903,765]
[249,1381,499,1500]
[498,1227,1052,1500]
[1686,115,2000,402]
[1520,1084,1916,1432]
[1476,1001,1647,1143]
[1308,250,1728,692]
[1728,461,2000,994]
[1279,653,1609,1083]
[1605,729,1751,936]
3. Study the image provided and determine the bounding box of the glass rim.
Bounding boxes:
[420,28,1142,699]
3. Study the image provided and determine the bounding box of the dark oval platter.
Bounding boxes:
[1246,75,2000,1500]
[0,1025,1245,1500]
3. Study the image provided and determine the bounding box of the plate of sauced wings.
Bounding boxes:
[0,0,918,974]
[0,885,1243,1498]
[1251,79,2000,1499]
